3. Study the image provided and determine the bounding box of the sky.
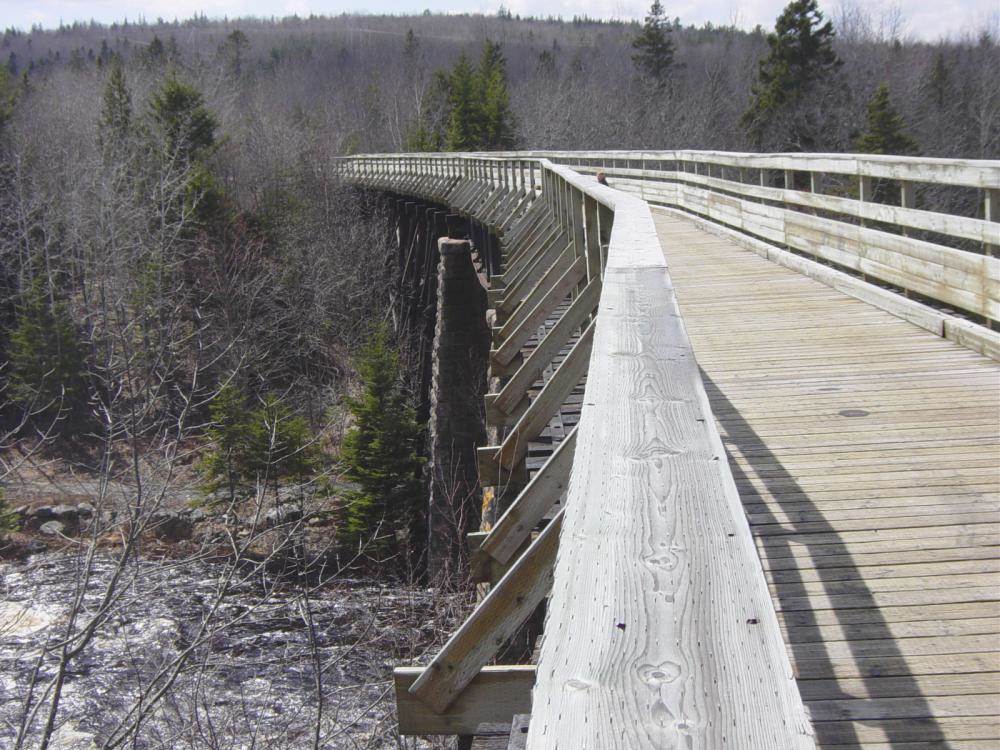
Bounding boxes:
[0,0,997,41]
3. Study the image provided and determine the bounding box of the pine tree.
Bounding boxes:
[200,384,322,505]
[149,76,217,164]
[100,56,132,147]
[8,279,89,429]
[477,40,516,149]
[0,489,15,540]
[144,35,166,67]
[403,28,419,61]
[445,54,479,151]
[855,83,919,155]
[221,29,249,76]
[0,65,16,133]
[632,0,675,86]
[920,52,952,153]
[339,327,424,554]
[742,0,842,149]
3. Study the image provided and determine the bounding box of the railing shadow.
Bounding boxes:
[699,368,947,749]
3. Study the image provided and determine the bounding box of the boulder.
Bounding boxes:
[149,510,193,541]
[30,506,57,522]
[265,504,303,528]
[51,504,80,522]
[39,520,65,536]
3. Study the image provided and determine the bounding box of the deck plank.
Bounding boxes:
[653,209,1000,750]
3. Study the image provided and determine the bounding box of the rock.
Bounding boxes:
[15,505,30,518]
[0,601,57,636]
[76,502,95,518]
[189,507,208,524]
[39,520,65,536]
[50,724,97,750]
[51,504,79,521]
[149,510,193,541]
[30,505,57,522]
[265,504,303,528]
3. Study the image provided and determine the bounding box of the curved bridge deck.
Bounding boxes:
[342,151,999,749]
[654,209,1000,749]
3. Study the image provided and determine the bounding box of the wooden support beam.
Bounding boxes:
[482,428,576,566]
[487,287,506,308]
[499,223,553,295]
[477,445,501,487]
[496,322,594,471]
[408,511,562,713]
[468,530,532,584]
[507,715,531,750]
[489,351,523,379]
[485,392,530,427]
[498,247,578,338]
[498,232,568,315]
[495,279,601,414]
[395,665,535,735]
[493,255,587,367]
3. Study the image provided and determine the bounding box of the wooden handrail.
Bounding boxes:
[338,151,838,747]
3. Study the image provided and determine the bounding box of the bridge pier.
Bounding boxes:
[426,237,490,580]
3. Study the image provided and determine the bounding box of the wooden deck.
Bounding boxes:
[653,209,1000,749]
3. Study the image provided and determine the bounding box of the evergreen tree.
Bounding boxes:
[632,1,675,85]
[221,29,249,75]
[919,52,953,152]
[100,56,132,147]
[445,54,479,151]
[403,28,419,61]
[855,83,919,155]
[0,65,17,133]
[477,40,516,149]
[0,489,15,540]
[741,0,841,149]
[339,327,424,554]
[200,384,322,505]
[149,76,217,164]
[143,35,166,67]
[8,279,89,429]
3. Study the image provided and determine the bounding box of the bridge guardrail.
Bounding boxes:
[336,152,819,748]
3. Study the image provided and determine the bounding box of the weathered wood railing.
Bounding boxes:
[335,150,999,748]
[521,150,1000,350]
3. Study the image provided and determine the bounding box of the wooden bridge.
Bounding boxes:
[336,151,1000,749]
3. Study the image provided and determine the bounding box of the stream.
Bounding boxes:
[0,551,454,749]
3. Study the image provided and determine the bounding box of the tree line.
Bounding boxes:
[0,0,996,565]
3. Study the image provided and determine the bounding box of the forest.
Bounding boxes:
[0,1,997,747]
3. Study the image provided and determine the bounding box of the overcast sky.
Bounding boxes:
[1,0,997,41]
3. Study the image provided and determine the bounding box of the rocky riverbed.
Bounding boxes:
[0,550,463,749]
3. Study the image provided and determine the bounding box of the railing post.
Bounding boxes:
[570,188,587,295]
[583,194,602,283]
[985,188,998,258]
[859,174,873,203]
